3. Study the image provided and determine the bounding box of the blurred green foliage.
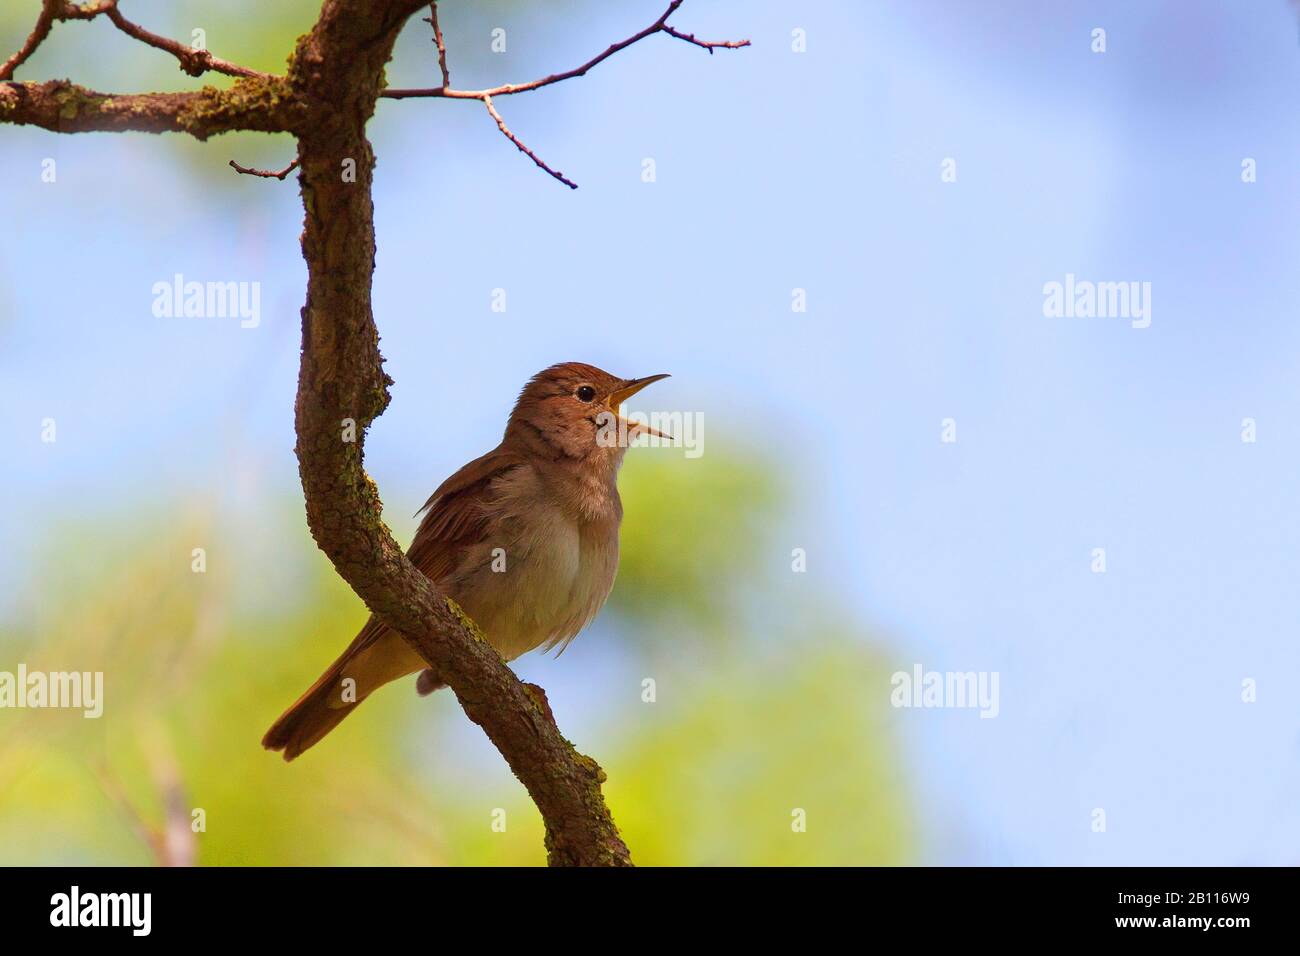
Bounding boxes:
[615,449,782,634]
[0,445,913,865]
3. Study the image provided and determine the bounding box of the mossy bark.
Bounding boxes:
[0,76,303,137]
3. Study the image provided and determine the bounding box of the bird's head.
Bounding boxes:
[505,362,670,463]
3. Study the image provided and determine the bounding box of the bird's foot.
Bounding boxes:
[415,669,445,696]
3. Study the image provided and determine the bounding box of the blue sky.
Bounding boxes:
[3,0,1299,864]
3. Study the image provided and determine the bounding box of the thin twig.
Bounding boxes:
[229,157,299,180]
[0,0,59,81]
[423,1,450,89]
[382,0,749,100]
[483,94,577,189]
[662,24,751,53]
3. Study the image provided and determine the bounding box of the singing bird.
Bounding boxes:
[263,362,669,761]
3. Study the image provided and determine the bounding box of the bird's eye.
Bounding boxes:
[576,385,596,402]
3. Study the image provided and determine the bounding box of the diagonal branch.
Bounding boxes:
[288,0,631,866]
[482,94,576,189]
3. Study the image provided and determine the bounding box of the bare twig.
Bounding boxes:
[423,1,450,89]
[482,94,576,189]
[0,0,59,81]
[383,0,749,100]
[662,24,751,53]
[229,157,299,180]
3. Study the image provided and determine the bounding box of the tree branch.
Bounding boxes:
[0,76,302,137]
[1,1,294,137]
[288,0,630,866]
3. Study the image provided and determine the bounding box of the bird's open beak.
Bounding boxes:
[607,373,672,439]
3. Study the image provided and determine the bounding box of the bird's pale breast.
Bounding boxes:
[444,462,620,661]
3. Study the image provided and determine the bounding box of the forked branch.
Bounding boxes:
[384,0,749,101]
[384,0,750,187]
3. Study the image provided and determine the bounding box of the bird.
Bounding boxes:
[262,362,670,761]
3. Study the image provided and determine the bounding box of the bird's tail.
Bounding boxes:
[261,659,359,762]
[262,619,424,761]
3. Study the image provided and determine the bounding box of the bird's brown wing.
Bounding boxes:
[407,444,526,583]
[285,446,524,672]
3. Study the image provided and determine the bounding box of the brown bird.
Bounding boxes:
[263,362,669,760]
